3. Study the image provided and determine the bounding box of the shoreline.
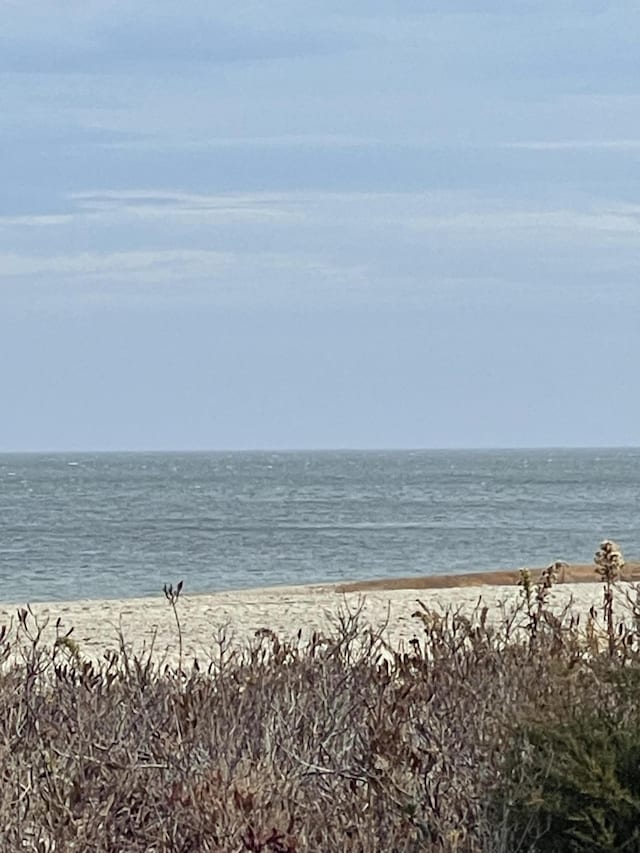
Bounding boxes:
[0,563,637,664]
[3,560,640,608]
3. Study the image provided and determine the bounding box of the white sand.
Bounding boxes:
[0,580,635,666]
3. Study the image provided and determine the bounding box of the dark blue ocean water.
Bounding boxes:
[0,449,638,602]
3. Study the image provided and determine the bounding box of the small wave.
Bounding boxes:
[152,521,427,534]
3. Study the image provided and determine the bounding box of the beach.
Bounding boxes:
[3,563,638,665]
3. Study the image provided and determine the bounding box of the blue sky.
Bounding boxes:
[2,0,639,450]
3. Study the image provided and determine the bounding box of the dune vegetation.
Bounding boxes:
[1,541,640,851]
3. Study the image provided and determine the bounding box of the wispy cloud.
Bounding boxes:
[0,247,371,311]
[70,190,308,223]
[505,139,640,151]
[0,249,233,278]
[407,208,640,238]
[95,134,385,152]
[51,189,640,241]
[3,189,639,317]
[0,9,350,75]
[0,214,74,228]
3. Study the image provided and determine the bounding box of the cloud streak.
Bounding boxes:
[505,139,640,151]
[0,10,350,75]
[3,186,640,318]
[4,188,639,240]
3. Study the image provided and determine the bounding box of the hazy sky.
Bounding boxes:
[2,1,639,451]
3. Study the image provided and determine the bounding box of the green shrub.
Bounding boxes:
[503,691,640,852]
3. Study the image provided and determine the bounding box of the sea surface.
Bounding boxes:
[0,449,638,603]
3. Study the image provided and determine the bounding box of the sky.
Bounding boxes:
[1,0,639,451]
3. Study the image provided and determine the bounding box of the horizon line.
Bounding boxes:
[1,445,638,455]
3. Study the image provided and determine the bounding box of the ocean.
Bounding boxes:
[0,449,638,603]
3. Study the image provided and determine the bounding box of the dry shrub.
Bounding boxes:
[1,541,639,851]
